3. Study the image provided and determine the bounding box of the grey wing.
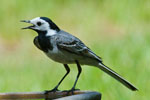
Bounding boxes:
[55,31,102,62]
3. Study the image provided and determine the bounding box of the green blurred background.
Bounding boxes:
[0,0,149,99]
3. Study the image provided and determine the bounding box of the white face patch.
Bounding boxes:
[30,17,57,36]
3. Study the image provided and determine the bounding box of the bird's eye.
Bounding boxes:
[37,22,42,26]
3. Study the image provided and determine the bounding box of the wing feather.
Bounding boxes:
[54,31,102,62]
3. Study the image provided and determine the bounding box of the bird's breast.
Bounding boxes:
[33,36,53,52]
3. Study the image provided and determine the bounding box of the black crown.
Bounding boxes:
[40,17,60,32]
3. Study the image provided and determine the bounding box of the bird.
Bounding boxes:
[21,17,137,93]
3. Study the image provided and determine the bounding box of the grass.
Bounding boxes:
[0,0,149,100]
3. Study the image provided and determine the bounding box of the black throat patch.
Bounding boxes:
[34,33,53,53]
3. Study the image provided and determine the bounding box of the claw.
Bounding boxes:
[44,87,60,94]
[63,88,80,95]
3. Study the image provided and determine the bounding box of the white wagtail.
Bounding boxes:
[21,17,137,93]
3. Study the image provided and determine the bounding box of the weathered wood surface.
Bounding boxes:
[0,91,101,100]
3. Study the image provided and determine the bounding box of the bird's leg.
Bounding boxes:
[45,64,70,94]
[65,60,82,95]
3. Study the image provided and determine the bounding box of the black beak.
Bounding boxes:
[20,20,35,29]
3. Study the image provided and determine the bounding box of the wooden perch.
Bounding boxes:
[0,90,101,100]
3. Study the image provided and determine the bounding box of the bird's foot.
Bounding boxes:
[63,88,80,95]
[44,87,60,94]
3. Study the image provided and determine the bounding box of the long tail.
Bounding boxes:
[98,63,138,91]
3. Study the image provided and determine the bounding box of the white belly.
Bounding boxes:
[44,48,76,64]
[44,47,98,66]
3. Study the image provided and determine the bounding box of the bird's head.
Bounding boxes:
[21,17,60,35]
